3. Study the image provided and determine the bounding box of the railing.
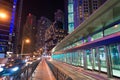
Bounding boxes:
[0,60,40,80]
[47,61,72,80]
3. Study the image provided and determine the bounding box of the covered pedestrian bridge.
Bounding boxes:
[51,0,120,78]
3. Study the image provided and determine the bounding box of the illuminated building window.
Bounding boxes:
[68,4,73,13]
[68,0,73,3]
[68,0,74,33]
[68,13,74,23]
[68,23,74,33]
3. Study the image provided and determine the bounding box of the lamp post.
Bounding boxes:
[21,38,30,54]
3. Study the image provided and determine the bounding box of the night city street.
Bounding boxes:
[0,0,120,80]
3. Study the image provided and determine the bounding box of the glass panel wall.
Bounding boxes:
[109,43,120,77]
[72,52,75,65]
[69,52,73,64]
[92,48,99,70]
[80,50,84,66]
[66,53,69,63]
[77,50,81,66]
[74,51,79,66]
[91,31,103,41]
[99,47,107,72]
[63,53,66,62]
[86,49,93,70]
[104,24,120,36]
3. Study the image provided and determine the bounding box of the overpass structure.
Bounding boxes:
[52,0,120,78]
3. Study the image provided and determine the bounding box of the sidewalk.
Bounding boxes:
[30,58,56,80]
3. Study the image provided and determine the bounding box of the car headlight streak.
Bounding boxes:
[11,67,19,72]
[0,67,4,72]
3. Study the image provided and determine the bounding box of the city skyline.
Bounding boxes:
[22,0,65,22]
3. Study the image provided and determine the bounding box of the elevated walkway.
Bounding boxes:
[47,60,118,80]
[29,58,119,80]
[30,58,56,80]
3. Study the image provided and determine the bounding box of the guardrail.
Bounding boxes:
[47,61,72,80]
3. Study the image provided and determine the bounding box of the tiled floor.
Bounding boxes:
[30,58,56,80]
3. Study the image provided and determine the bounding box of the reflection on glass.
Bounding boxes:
[93,49,99,70]
[77,51,81,66]
[109,44,120,77]
[99,47,107,72]
[86,49,92,69]
[74,52,79,66]
[72,52,75,65]
[70,53,73,64]
[81,51,84,66]
[91,31,103,41]
[67,53,71,64]
[78,50,84,66]
[104,24,120,36]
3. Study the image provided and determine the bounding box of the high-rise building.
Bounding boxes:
[22,13,36,53]
[66,0,107,33]
[54,9,64,23]
[36,17,52,50]
[0,0,13,57]
[0,0,23,54]
[45,10,68,52]
[75,0,107,28]
[45,22,68,52]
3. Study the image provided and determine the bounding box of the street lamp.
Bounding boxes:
[21,38,30,54]
[0,11,8,21]
[0,12,7,19]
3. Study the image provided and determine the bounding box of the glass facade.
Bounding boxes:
[68,23,74,33]
[68,14,74,23]
[68,4,73,13]
[68,0,74,33]
[109,43,120,77]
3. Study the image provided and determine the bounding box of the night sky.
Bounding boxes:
[22,0,65,22]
